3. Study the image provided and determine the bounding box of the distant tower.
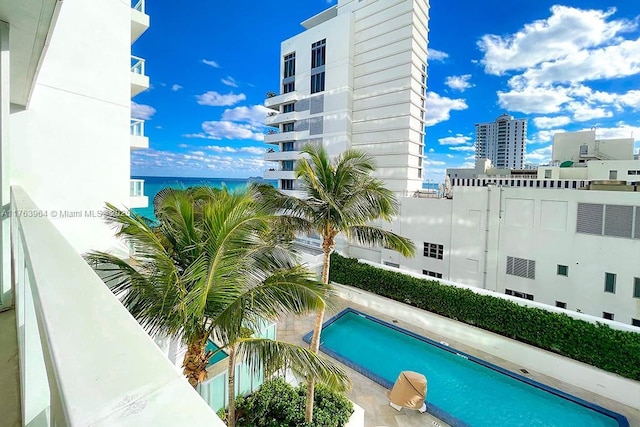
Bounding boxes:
[475,114,527,169]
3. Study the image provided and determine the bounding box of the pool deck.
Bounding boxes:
[277,298,640,427]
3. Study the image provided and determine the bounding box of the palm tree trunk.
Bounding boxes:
[305,239,333,422]
[227,344,238,427]
[182,334,209,388]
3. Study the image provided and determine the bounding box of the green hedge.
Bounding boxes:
[219,377,353,427]
[330,254,640,381]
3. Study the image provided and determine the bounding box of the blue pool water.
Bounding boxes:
[206,340,228,367]
[307,309,627,427]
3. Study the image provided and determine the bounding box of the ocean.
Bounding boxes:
[132,176,440,221]
[131,176,277,221]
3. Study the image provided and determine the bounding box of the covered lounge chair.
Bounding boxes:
[387,371,427,413]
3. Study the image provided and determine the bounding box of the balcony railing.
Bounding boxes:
[132,0,145,13]
[130,118,145,136]
[131,56,145,75]
[130,179,145,196]
[10,186,224,426]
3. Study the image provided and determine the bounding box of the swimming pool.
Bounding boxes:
[303,308,629,427]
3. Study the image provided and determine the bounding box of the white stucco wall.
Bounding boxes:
[351,185,640,326]
[9,0,133,254]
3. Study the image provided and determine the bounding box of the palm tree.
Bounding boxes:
[85,186,350,426]
[261,145,416,422]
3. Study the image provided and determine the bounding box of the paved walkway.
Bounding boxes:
[278,298,640,427]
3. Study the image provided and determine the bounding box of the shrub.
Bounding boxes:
[228,377,353,427]
[330,254,640,381]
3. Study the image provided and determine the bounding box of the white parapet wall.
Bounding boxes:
[333,282,640,410]
[345,402,365,427]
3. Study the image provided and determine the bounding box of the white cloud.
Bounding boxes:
[423,158,446,166]
[445,75,474,91]
[532,116,571,129]
[497,86,572,114]
[438,134,472,145]
[582,124,640,142]
[202,59,221,68]
[221,76,239,87]
[428,48,449,62]
[196,91,246,106]
[446,154,454,158]
[478,6,633,75]
[132,148,267,175]
[449,146,476,152]
[172,84,183,91]
[186,121,264,141]
[530,129,565,144]
[424,92,468,127]
[131,101,156,120]
[221,105,270,126]
[428,148,435,153]
[204,145,265,155]
[526,144,553,164]
[619,90,640,109]
[566,102,613,121]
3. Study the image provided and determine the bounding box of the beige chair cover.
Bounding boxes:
[387,371,427,409]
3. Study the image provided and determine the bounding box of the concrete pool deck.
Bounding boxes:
[277,297,640,427]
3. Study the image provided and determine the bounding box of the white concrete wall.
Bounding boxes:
[333,283,640,410]
[553,130,634,163]
[351,185,640,326]
[9,0,132,254]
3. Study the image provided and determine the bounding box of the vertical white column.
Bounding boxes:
[0,20,10,309]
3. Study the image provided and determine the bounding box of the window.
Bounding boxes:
[310,71,325,94]
[557,265,568,276]
[506,256,536,279]
[628,170,640,175]
[423,270,442,279]
[283,81,295,94]
[632,318,640,327]
[633,277,640,298]
[609,170,617,180]
[603,312,614,321]
[505,288,534,300]
[423,242,443,260]
[282,142,294,152]
[544,169,552,179]
[311,39,326,68]
[281,180,294,190]
[383,261,399,268]
[555,301,567,309]
[604,272,616,293]
[281,122,294,133]
[283,52,295,78]
[282,160,294,171]
[282,103,295,113]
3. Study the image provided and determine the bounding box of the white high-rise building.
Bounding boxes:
[475,113,527,169]
[264,0,429,194]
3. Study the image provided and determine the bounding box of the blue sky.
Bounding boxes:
[131,0,640,182]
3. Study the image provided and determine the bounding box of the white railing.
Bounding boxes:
[130,179,145,197]
[132,0,145,13]
[131,56,145,75]
[130,118,145,137]
[10,186,224,426]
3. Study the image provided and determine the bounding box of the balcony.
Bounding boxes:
[130,179,148,208]
[264,130,305,145]
[5,186,224,426]
[264,91,302,109]
[264,169,296,180]
[265,111,300,127]
[130,119,149,149]
[264,150,301,162]
[131,0,149,43]
[131,56,149,97]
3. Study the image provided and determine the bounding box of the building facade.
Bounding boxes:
[475,113,527,169]
[264,0,429,194]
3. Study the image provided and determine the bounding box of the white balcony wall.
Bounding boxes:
[11,186,225,426]
[130,0,149,43]
[130,118,149,149]
[9,0,132,255]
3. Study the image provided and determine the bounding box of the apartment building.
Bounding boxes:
[475,113,527,169]
[264,0,429,194]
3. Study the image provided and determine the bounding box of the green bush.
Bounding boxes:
[330,254,640,381]
[227,377,353,427]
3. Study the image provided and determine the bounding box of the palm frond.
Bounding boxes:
[238,337,351,392]
[345,225,416,257]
